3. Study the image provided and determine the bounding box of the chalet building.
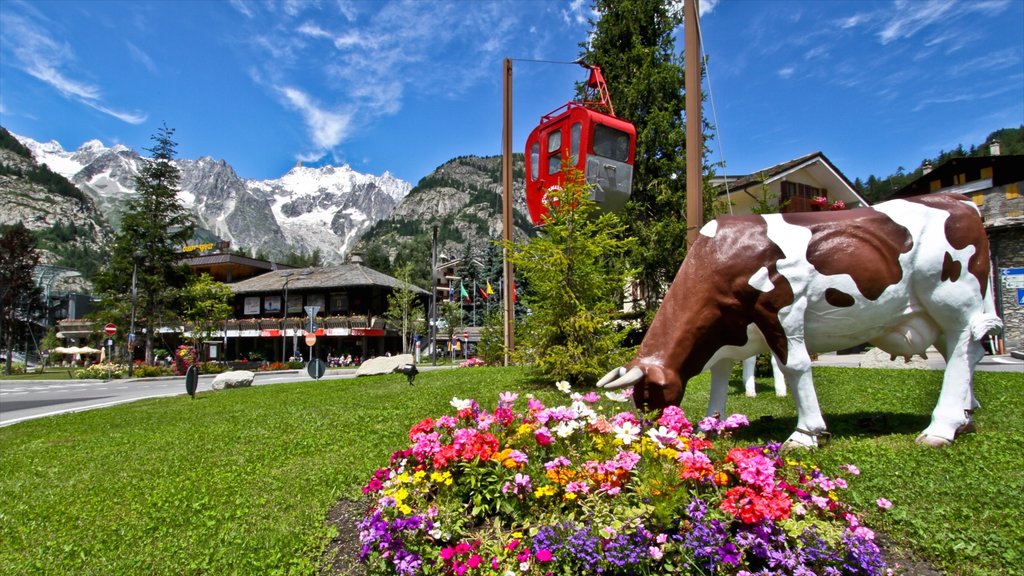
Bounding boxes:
[713,151,869,214]
[57,249,429,363]
[222,253,429,362]
[891,147,1024,352]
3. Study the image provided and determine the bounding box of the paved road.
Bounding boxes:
[0,368,364,427]
[1,355,1018,428]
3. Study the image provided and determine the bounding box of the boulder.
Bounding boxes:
[356,354,415,376]
[859,347,931,369]
[212,370,255,390]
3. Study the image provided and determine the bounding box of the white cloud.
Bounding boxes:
[276,85,352,150]
[0,10,147,124]
[229,0,254,18]
[562,0,587,26]
[777,66,795,79]
[878,0,956,45]
[125,41,157,74]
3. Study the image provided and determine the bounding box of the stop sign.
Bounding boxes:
[305,333,317,346]
[104,323,117,336]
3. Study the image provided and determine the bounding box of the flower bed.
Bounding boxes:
[359,385,890,575]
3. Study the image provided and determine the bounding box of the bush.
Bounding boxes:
[130,363,174,378]
[198,361,227,375]
[72,363,127,379]
[4,362,27,375]
[359,386,889,576]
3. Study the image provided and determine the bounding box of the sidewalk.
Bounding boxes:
[812,347,1023,372]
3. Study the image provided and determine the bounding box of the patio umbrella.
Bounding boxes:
[77,347,101,355]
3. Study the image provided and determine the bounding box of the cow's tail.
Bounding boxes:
[970,313,1002,342]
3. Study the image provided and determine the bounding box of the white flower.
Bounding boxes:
[553,420,579,438]
[613,421,641,445]
[604,390,631,403]
[646,425,678,448]
[450,397,473,411]
[555,380,572,393]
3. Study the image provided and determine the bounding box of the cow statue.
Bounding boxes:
[741,355,786,398]
[598,193,1002,448]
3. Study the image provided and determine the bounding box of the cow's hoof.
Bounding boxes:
[955,421,977,436]
[780,433,816,453]
[915,434,952,448]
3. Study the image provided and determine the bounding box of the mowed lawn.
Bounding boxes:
[1,366,1021,575]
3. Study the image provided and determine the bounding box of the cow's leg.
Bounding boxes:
[917,330,985,446]
[778,345,827,449]
[742,357,757,397]
[770,355,787,397]
[707,359,734,418]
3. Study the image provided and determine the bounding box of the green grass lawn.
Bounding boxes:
[1,366,1021,575]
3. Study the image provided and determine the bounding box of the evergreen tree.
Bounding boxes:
[505,166,635,385]
[94,125,195,364]
[0,223,43,375]
[579,0,721,317]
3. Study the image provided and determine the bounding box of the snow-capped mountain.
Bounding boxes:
[15,134,411,263]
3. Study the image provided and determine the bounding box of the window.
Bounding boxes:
[780,181,824,201]
[592,124,630,162]
[570,122,582,163]
[529,142,539,180]
[547,130,562,175]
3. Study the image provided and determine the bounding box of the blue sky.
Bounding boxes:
[1,0,1021,186]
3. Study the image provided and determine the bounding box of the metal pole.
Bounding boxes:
[281,277,291,363]
[501,57,515,365]
[430,225,438,366]
[128,260,137,377]
[685,0,703,248]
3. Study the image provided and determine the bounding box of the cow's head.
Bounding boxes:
[597,362,683,412]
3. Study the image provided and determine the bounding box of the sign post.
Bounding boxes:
[303,305,320,363]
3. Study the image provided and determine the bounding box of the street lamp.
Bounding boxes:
[280,272,294,363]
[128,259,138,376]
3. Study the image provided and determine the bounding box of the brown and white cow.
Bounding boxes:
[598,193,1002,448]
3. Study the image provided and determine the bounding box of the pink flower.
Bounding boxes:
[876,497,893,509]
[839,464,861,476]
[536,549,553,562]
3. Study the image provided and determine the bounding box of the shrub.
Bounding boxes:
[359,385,889,576]
[198,361,227,375]
[131,363,174,378]
[73,363,127,379]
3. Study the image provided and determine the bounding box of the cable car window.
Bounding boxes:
[547,130,561,153]
[593,124,630,163]
[547,130,562,175]
[530,142,540,180]
[570,122,582,162]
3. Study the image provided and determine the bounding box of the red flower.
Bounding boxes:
[720,486,792,524]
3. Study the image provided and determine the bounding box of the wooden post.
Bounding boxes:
[685,0,703,248]
[501,58,515,365]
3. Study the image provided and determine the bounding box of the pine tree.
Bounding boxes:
[579,0,721,317]
[0,223,43,374]
[505,166,635,385]
[94,125,195,364]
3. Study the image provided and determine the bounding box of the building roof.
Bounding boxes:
[715,151,862,199]
[182,253,297,283]
[890,154,1024,199]
[228,263,429,296]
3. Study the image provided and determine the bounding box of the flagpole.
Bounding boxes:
[501,57,515,365]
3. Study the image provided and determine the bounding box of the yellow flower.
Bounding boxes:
[413,470,427,482]
[563,492,577,501]
[430,470,453,486]
[533,485,557,498]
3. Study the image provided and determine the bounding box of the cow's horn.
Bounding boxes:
[597,366,643,390]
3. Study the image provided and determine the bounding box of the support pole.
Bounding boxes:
[501,57,515,365]
[685,0,703,248]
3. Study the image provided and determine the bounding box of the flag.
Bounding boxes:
[448,281,454,301]
[512,280,517,303]
[478,287,489,299]
[460,282,469,301]
[486,280,494,296]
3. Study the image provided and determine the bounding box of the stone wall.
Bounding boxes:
[989,223,1024,352]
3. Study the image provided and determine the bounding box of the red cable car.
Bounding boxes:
[525,64,636,225]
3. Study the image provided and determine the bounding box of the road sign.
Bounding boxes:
[304,305,320,318]
[1002,268,1024,289]
[185,365,198,398]
[104,323,117,335]
[307,358,326,380]
[1017,288,1024,307]
[305,333,317,346]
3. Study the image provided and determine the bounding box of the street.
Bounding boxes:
[0,369,359,427]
